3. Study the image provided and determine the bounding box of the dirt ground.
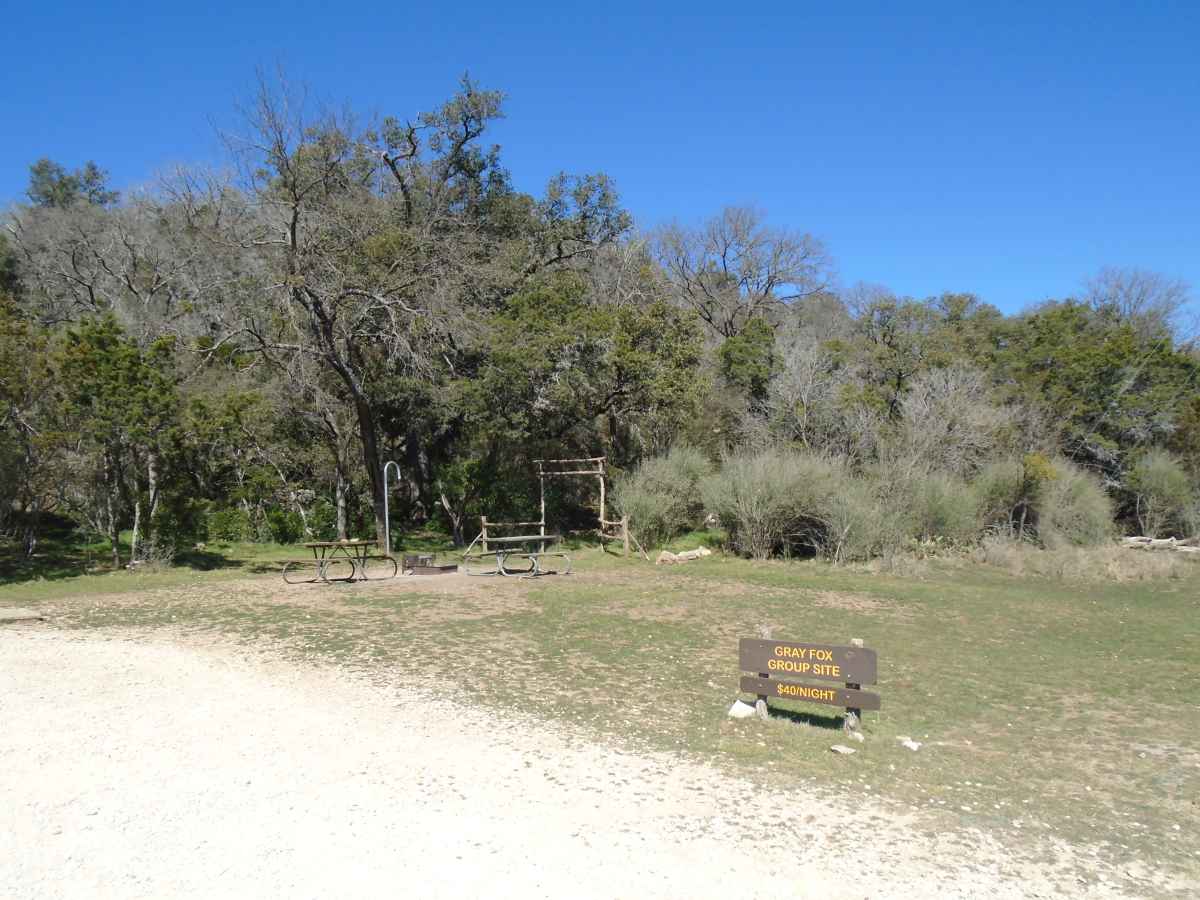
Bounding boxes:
[0,625,1163,899]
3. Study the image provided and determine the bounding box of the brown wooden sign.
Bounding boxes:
[739,639,877,685]
[739,676,882,711]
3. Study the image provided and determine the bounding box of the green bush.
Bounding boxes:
[264,507,304,544]
[306,499,338,542]
[614,445,714,548]
[205,507,253,543]
[149,494,206,551]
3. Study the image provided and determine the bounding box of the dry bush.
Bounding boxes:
[701,449,845,559]
[970,455,1113,547]
[614,445,715,548]
[822,477,911,562]
[875,468,981,547]
[1038,460,1114,548]
[973,535,1197,582]
[1127,449,1195,538]
[889,363,1015,478]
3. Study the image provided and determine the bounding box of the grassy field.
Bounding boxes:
[2,538,1197,889]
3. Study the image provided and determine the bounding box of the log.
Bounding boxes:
[654,546,712,565]
[1121,536,1200,553]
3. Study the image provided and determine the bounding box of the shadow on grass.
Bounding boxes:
[172,550,245,571]
[764,705,846,730]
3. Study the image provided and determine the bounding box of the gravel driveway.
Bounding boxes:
[0,628,1142,898]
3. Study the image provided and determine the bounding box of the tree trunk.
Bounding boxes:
[147,453,161,544]
[335,466,349,540]
[130,498,142,563]
[439,492,465,548]
[352,396,387,551]
[104,455,121,569]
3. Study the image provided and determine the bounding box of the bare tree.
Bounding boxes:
[654,206,831,339]
[887,363,1015,478]
[1083,266,1193,340]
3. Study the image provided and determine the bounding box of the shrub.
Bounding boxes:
[974,535,1198,583]
[150,493,206,551]
[306,499,338,542]
[264,507,304,544]
[969,454,1108,546]
[1037,460,1114,548]
[971,458,1027,538]
[905,472,982,546]
[701,449,844,559]
[821,477,906,562]
[205,506,253,543]
[1127,449,1194,538]
[614,445,714,548]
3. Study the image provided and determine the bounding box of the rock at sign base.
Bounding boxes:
[755,699,769,720]
[849,731,865,743]
[727,700,757,719]
[830,744,857,755]
[900,738,922,752]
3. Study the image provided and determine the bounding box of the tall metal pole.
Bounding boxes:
[382,460,401,556]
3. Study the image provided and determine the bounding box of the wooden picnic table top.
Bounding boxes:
[304,540,376,548]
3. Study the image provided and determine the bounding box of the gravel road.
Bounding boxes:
[0,628,1140,898]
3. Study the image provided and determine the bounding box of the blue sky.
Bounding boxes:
[4,1,1198,314]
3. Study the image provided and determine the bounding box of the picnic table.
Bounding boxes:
[463,534,571,578]
[282,540,398,584]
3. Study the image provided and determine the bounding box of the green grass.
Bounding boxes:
[2,541,1197,888]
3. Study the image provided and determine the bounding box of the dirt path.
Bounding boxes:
[0,628,1138,898]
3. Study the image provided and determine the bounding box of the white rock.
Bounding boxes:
[727,701,756,719]
[754,699,769,720]
[900,738,922,751]
[830,744,856,755]
[849,731,865,743]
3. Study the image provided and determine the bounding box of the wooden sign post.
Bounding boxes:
[738,637,881,719]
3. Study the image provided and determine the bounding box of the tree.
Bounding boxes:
[888,363,1014,479]
[717,316,774,404]
[0,295,57,556]
[654,206,830,339]
[54,317,179,566]
[196,73,630,548]
[840,286,945,418]
[996,301,1200,479]
[27,158,119,208]
[1083,266,1192,341]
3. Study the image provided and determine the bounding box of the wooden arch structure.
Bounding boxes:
[478,456,641,557]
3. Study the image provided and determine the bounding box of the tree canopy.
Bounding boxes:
[2,74,1197,567]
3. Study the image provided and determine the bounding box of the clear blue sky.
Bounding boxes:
[5,1,1198,314]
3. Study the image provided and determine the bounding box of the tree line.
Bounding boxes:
[2,75,1197,567]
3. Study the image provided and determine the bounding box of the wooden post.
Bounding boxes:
[538,463,547,553]
[598,466,606,538]
[480,516,489,553]
[846,637,864,730]
[622,514,630,558]
[756,626,771,719]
